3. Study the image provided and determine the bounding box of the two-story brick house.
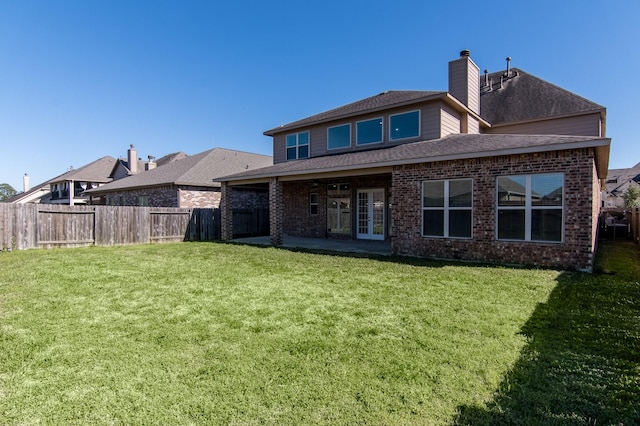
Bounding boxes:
[219,51,610,271]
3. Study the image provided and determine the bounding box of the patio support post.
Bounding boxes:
[269,177,283,246]
[220,182,233,240]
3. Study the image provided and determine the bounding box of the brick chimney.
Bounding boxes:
[128,144,138,174]
[448,50,480,115]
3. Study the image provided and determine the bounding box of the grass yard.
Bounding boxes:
[0,240,638,425]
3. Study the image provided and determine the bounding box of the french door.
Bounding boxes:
[357,189,385,240]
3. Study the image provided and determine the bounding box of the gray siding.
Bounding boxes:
[272,102,447,163]
[273,134,286,164]
[467,116,480,134]
[440,104,461,137]
[486,113,602,137]
[448,57,480,114]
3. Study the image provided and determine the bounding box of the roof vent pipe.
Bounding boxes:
[500,75,504,89]
[506,56,512,77]
[484,69,489,87]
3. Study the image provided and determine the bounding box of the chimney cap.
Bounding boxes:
[460,49,471,57]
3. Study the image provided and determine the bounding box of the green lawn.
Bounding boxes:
[0,241,638,425]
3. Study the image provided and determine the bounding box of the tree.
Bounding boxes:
[623,185,640,208]
[0,183,17,201]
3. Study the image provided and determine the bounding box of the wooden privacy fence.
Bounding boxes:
[0,204,220,250]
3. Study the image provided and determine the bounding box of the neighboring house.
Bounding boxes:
[108,145,187,181]
[3,157,118,205]
[604,162,640,209]
[43,156,118,205]
[3,174,52,204]
[4,145,185,205]
[218,50,610,271]
[85,147,272,208]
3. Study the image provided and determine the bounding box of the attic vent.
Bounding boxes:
[378,91,389,96]
[505,56,512,77]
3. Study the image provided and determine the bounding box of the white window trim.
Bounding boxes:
[422,179,473,239]
[327,123,352,150]
[496,174,564,243]
[389,110,421,141]
[356,117,384,146]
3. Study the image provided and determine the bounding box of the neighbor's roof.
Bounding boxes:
[605,162,640,194]
[2,181,52,203]
[264,90,445,135]
[86,148,273,193]
[46,156,118,185]
[220,134,610,183]
[156,151,189,167]
[480,68,605,126]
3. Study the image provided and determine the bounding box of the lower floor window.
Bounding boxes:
[328,197,350,234]
[422,179,472,238]
[497,173,563,242]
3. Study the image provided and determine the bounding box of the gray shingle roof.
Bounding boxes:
[46,156,118,184]
[156,151,188,167]
[86,148,272,193]
[605,162,640,194]
[264,90,445,135]
[480,68,605,125]
[266,68,604,136]
[221,134,610,182]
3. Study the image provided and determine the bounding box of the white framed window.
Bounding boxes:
[356,117,383,145]
[286,132,309,160]
[497,173,564,242]
[327,124,351,150]
[390,110,420,140]
[422,179,472,238]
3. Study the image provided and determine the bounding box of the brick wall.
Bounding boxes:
[232,188,269,209]
[105,186,223,208]
[282,175,391,239]
[179,187,221,208]
[105,186,178,207]
[392,148,598,271]
[269,178,283,245]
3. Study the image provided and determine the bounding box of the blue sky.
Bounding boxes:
[1,0,638,191]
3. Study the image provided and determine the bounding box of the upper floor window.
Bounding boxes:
[497,173,564,242]
[422,179,473,238]
[390,110,420,140]
[357,118,383,145]
[286,132,309,160]
[327,124,351,150]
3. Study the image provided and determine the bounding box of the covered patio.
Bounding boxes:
[231,235,392,256]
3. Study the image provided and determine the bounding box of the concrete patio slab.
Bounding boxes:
[231,235,392,256]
